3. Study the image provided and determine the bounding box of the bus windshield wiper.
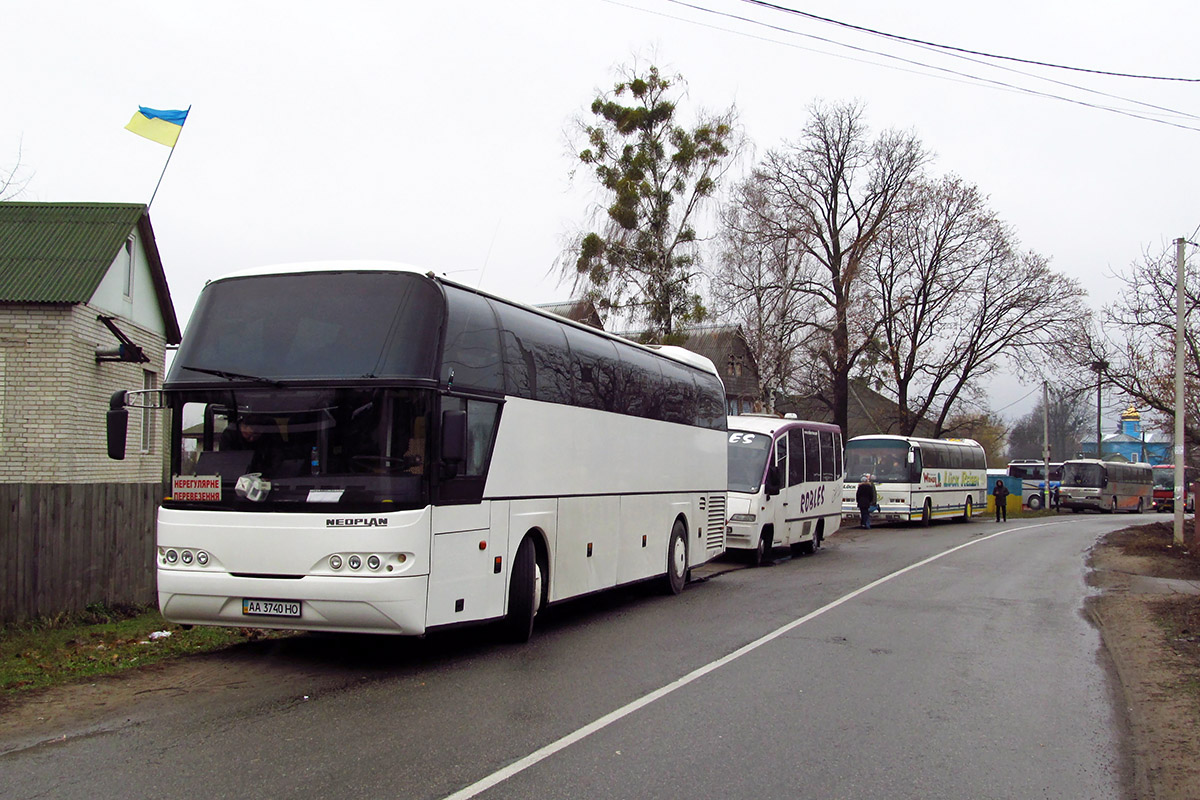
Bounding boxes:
[181,365,282,386]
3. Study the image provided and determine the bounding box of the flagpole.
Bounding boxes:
[147,104,191,210]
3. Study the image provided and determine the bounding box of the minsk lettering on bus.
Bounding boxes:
[922,470,982,488]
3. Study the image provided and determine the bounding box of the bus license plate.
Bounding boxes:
[242,598,301,617]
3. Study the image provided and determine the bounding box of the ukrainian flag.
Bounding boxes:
[125,106,189,147]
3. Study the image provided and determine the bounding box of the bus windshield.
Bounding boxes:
[1063,462,1105,488]
[167,271,444,384]
[728,430,773,493]
[845,439,915,483]
[169,387,432,511]
[1153,469,1174,489]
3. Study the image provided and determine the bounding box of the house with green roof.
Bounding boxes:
[0,202,180,623]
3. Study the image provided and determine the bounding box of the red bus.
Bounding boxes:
[1151,465,1196,513]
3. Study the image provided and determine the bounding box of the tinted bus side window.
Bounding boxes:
[804,428,820,482]
[819,430,835,481]
[787,429,804,486]
[563,325,620,412]
[494,303,573,404]
[441,289,504,393]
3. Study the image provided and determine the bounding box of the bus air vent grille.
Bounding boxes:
[705,494,727,551]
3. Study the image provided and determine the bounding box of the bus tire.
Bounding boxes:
[1136,498,1144,514]
[962,497,973,522]
[663,520,688,594]
[793,537,815,556]
[1109,497,1118,514]
[921,499,932,527]
[751,530,772,567]
[1027,494,1042,511]
[501,536,542,643]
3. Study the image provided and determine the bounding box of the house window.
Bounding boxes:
[141,370,156,453]
[122,238,135,298]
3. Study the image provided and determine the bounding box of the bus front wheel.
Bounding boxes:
[663,521,688,595]
[921,499,932,527]
[501,536,542,643]
[751,529,772,567]
[1027,494,1043,511]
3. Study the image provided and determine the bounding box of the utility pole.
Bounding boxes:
[1091,360,1107,460]
[1173,237,1186,546]
[1042,381,1051,510]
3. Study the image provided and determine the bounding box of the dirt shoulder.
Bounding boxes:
[1087,521,1200,800]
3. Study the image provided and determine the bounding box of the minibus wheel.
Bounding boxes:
[752,530,772,566]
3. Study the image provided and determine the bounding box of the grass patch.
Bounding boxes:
[0,604,292,696]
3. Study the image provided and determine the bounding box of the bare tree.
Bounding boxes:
[1086,240,1200,455]
[735,100,928,433]
[1006,386,1091,461]
[863,174,1088,436]
[2,138,32,200]
[710,169,819,408]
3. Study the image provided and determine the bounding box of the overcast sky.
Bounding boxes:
[4,0,1198,421]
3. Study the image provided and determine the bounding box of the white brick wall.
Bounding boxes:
[0,303,167,484]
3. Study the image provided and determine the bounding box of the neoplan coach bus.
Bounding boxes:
[841,435,987,526]
[107,262,728,642]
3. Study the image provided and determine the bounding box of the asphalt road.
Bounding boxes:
[1,513,1136,800]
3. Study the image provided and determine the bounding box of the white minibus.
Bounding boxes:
[726,415,843,565]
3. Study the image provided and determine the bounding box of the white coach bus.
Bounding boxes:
[841,434,987,526]
[726,415,843,565]
[107,262,728,642]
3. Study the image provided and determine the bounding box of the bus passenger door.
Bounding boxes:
[769,433,790,545]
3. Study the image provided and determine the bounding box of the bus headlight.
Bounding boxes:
[729,513,756,523]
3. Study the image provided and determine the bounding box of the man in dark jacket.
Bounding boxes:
[856,474,877,529]
[992,479,1010,521]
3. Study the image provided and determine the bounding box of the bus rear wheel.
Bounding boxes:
[501,536,542,643]
[1136,498,1144,514]
[962,497,973,522]
[663,521,688,594]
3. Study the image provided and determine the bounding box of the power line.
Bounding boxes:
[642,0,1200,133]
[739,0,1200,82]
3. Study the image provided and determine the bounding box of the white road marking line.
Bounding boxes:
[440,520,1072,800]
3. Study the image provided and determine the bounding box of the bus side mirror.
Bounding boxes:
[107,390,128,460]
[440,409,467,477]
[764,466,781,497]
[907,451,914,463]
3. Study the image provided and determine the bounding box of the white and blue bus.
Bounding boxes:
[841,434,987,526]
[107,262,728,642]
[726,415,843,565]
[1006,460,1063,510]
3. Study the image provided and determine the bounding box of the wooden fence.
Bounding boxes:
[0,483,161,626]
